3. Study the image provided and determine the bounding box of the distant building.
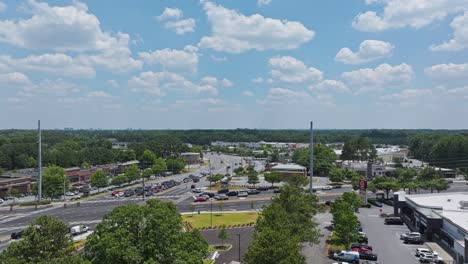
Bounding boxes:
[268,163,306,177]
[180,152,201,165]
[394,192,468,264]
[0,176,32,196]
[338,160,394,179]
[376,146,408,164]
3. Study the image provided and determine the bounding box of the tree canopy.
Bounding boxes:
[90,170,108,191]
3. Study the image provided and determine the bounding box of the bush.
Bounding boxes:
[19,200,51,206]
[328,244,346,257]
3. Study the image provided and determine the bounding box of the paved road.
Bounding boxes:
[201,227,254,263]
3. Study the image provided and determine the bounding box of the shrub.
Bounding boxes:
[19,200,51,206]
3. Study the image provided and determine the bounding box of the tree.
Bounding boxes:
[124,164,140,182]
[207,174,223,187]
[369,176,400,199]
[7,188,21,202]
[151,158,167,175]
[139,150,156,169]
[85,199,208,264]
[270,150,279,162]
[264,172,282,188]
[341,137,376,161]
[250,200,255,211]
[36,166,68,200]
[142,168,153,179]
[90,170,108,192]
[248,172,260,187]
[433,178,449,193]
[217,201,224,215]
[1,215,74,263]
[233,166,245,175]
[81,161,90,168]
[418,167,441,181]
[292,144,337,175]
[111,175,128,186]
[329,167,345,182]
[351,174,365,190]
[217,226,229,248]
[340,192,361,210]
[166,158,186,173]
[331,200,360,248]
[344,169,361,180]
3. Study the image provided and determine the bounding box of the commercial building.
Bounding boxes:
[394,192,468,264]
[338,160,393,179]
[376,146,408,164]
[180,152,201,165]
[0,176,32,196]
[268,163,306,177]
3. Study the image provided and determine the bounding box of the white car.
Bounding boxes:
[192,188,203,193]
[415,248,438,257]
[420,253,443,263]
[400,231,421,240]
[322,186,333,190]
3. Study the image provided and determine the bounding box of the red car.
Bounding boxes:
[351,244,373,253]
[193,196,208,202]
[111,191,120,196]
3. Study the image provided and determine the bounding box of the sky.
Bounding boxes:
[0,0,468,129]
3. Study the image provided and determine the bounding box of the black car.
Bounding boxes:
[192,177,200,183]
[200,192,215,198]
[403,236,423,244]
[124,190,135,197]
[360,252,378,261]
[11,231,23,239]
[273,189,282,193]
[384,217,404,225]
[226,191,238,196]
[217,189,229,194]
[247,189,260,195]
[358,236,369,244]
[332,185,342,189]
[256,186,269,191]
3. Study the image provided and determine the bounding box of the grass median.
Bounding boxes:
[182,212,258,229]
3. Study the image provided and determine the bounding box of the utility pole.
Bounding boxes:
[309,121,314,194]
[63,175,66,202]
[210,199,213,228]
[38,120,42,202]
[209,159,212,176]
[237,233,241,261]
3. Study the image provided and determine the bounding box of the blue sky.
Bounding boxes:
[1,0,467,129]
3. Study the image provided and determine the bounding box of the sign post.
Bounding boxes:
[359,179,368,206]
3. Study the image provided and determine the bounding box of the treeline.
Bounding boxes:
[409,134,468,172]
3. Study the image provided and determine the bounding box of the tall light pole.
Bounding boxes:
[237,233,241,261]
[38,120,42,202]
[309,121,314,194]
[210,198,213,228]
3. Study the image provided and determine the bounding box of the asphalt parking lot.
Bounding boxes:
[358,205,428,264]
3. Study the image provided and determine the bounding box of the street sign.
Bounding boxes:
[359,179,367,190]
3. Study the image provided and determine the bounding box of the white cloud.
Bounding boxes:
[85,91,113,99]
[199,1,314,53]
[0,1,141,73]
[258,0,272,7]
[352,0,468,32]
[431,12,468,51]
[210,55,227,62]
[0,53,95,78]
[107,80,119,87]
[268,56,323,84]
[139,45,199,74]
[0,72,31,86]
[425,63,468,80]
[381,89,433,100]
[201,76,233,88]
[311,80,349,93]
[21,79,80,96]
[0,1,6,12]
[128,71,221,96]
[258,87,310,104]
[342,63,414,92]
[243,91,254,97]
[157,7,196,35]
[335,40,394,65]
[447,86,468,95]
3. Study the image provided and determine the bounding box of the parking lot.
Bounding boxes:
[358,205,432,264]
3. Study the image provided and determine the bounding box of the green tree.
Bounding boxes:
[217,226,229,247]
[292,144,337,175]
[418,167,441,181]
[85,200,208,264]
[142,168,153,179]
[329,167,345,182]
[264,172,282,188]
[248,172,260,187]
[217,201,224,215]
[90,170,108,192]
[234,166,245,175]
[81,161,90,168]
[341,137,376,161]
[139,150,157,169]
[433,178,449,193]
[166,158,186,173]
[331,200,360,248]
[37,166,69,200]
[351,174,365,190]
[340,192,361,210]
[124,164,141,182]
[1,215,74,263]
[369,176,400,199]
[270,150,279,162]
[111,175,128,186]
[207,174,223,187]
[151,158,167,175]
[344,169,361,180]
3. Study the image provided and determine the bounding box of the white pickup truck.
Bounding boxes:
[70,225,89,236]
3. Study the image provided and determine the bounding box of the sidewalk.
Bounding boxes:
[426,241,455,264]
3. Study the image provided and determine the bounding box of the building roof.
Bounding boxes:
[438,210,468,233]
[406,193,468,211]
[180,152,200,155]
[271,163,305,171]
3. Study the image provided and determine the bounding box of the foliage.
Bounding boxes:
[151,158,167,175]
[85,199,208,264]
[217,226,229,247]
[207,174,223,186]
[341,136,376,161]
[331,200,360,248]
[139,150,156,169]
[292,144,336,175]
[166,158,186,173]
[142,168,153,178]
[233,166,245,175]
[264,172,282,187]
[111,174,128,186]
[124,164,140,182]
[329,167,345,182]
[1,215,75,264]
[368,176,400,199]
[350,174,365,190]
[90,170,108,191]
[33,165,69,199]
[247,171,260,186]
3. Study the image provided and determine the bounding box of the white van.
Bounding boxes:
[333,250,360,263]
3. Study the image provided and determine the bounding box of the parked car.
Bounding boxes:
[273,189,282,193]
[124,190,135,197]
[419,253,443,263]
[191,184,196,189]
[385,217,404,225]
[65,192,75,196]
[371,201,383,207]
[359,251,378,261]
[333,250,360,263]
[200,192,215,198]
[10,230,23,239]
[256,186,269,191]
[401,232,421,240]
[332,185,342,189]
[214,194,229,200]
[237,192,248,197]
[226,191,238,196]
[217,189,229,194]
[416,248,438,257]
[111,191,121,196]
[192,177,200,183]
[192,188,203,193]
[247,189,260,195]
[322,185,333,190]
[70,225,89,236]
[193,196,208,202]
[404,235,423,244]
[351,244,373,253]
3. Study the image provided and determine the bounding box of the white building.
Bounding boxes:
[376,146,408,163]
[338,160,393,179]
[180,152,201,165]
[394,192,468,264]
[269,163,306,176]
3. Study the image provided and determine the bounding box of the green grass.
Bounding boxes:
[182,212,258,229]
[208,244,232,251]
[203,259,214,264]
[19,200,51,206]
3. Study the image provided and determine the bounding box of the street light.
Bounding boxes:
[210,198,213,228]
[237,233,241,261]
